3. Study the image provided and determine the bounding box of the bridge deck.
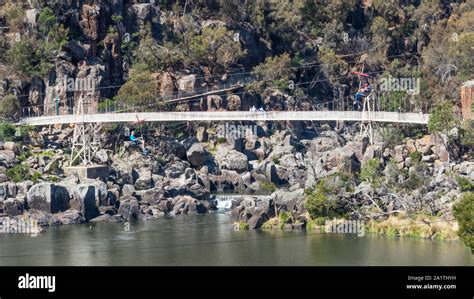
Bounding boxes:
[19,111,429,126]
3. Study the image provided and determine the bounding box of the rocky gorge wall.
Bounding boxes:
[0,122,472,235]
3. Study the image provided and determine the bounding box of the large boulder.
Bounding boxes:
[186,143,205,167]
[216,148,248,173]
[196,127,208,142]
[93,149,109,164]
[177,75,196,94]
[26,183,70,213]
[226,95,241,111]
[207,95,225,111]
[155,72,175,99]
[2,142,19,154]
[166,182,210,201]
[134,168,153,190]
[3,198,24,216]
[112,161,135,185]
[70,184,100,221]
[0,150,16,166]
[117,196,140,220]
[56,210,86,225]
[135,187,165,205]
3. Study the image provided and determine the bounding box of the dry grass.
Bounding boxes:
[367,214,458,241]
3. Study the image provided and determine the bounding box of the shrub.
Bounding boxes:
[6,163,30,182]
[247,53,293,91]
[455,176,474,192]
[233,221,249,231]
[261,182,277,193]
[115,66,159,107]
[360,158,382,184]
[31,172,42,184]
[0,123,17,141]
[453,192,474,252]
[278,211,292,225]
[428,101,458,135]
[304,179,341,219]
[0,94,21,119]
[409,151,422,164]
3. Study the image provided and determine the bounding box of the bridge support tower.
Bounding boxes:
[70,95,102,165]
[360,93,377,144]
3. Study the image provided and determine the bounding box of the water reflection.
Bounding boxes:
[0,213,472,266]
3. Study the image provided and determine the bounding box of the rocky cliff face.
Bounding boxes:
[0,123,472,230]
[0,1,278,116]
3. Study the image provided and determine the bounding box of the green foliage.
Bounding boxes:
[31,171,42,184]
[6,40,37,78]
[452,192,474,252]
[360,158,382,184]
[0,123,17,141]
[111,15,123,23]
[247,53,293,91]
[6,163,30,182]
[98,99,117,112]
[278,210,292,225]
[448,32,474,82]
[0,94,21,119]
[304,179,341,219]
[460,120,474,152]
[234,221,249,230]
[318,47,348,82]
[115,66,160,107]
[4,5,68,78]
[4,2,26,31]
[216,137,227,144]
[409,151,422,164]
[455,176,474,192]
[428,101,458,134]
[188,26,245,74]
[35,8,69,76]
[381,126,404,148]
[404,164,428,190]
[261,182,277,193]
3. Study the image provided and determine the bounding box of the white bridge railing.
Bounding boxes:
[19,111,430,126]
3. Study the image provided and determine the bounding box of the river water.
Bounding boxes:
[0,211,472,266]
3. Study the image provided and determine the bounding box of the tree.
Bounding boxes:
[5,39,37,78]
[318,47,348,83]
[0,94,21,119]
[428,101,458,135]
[304,179,341,219]
[133,29,183,72]
[189,26,245,74]
[115,65,159,107]
[35,7,69,76]
[453,192,473,252]
[247,53,293,91]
